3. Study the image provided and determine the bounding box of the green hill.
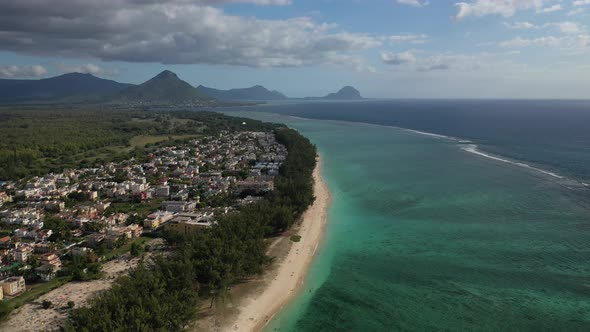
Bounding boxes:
[114,70,211,105]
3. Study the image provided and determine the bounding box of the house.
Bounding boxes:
[0,236,11,249]
[35,229,53,242]
[236,178,274,193]
[34,242,52,254]
[15,246,33,264]
[14,228,30,238]
[1,276,25,296]
[126,224,143,238]
[72,246,93,257]
[35,265,57,282]
[39,253,62,270]
[43,201,65,212]
[87,233,105,248]
[88,191,98,201]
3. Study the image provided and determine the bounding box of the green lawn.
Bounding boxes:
[129,134,200,148]
[103,236,152,261]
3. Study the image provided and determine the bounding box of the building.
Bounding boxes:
[154,185,170,197]
[161,201,196,213]
[143,211,174,229]
[72,246,93,257]
[39,253,62,270]
[35,265,57,282]
[236,178,274,193]
[164,212,213,235]
[1,276,25,296]
[15,246,33,264]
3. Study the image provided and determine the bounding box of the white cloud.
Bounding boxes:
[499,36,563,47]
[396,0,429,7]
[504,21,538,29]
[381,50,522,72]
[454,0,547,19]
[0,65,48,78]
[381,51,417,65]
[498,34,590,50]
[573,0,590,6]
[54,63,119,76]
[537,4,562,13]
[567,8,586,15]
[388,34,430,44]
[0,1,388,70]
[551,21,583,33]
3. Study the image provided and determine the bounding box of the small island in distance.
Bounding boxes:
[303,86,363,100]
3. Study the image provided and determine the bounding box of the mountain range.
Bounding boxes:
[0,73,132,103]
[0,70,362,104]
[196,85,287,101]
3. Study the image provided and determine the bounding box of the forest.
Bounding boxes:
[65,127,317,331]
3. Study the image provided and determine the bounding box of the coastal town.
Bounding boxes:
[0,129,287,318]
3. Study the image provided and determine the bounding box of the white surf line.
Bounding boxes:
[461,144,565,180]
[265,115,579,185]
[402,128,458,141]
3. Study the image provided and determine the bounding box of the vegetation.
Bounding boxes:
[42,300,53,309]
[0,106,277,180]
[67,127,317,331]
[290,235,302,242]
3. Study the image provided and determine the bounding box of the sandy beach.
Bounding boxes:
[224,157,331,332]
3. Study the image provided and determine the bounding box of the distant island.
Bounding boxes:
[304,86,363,100]
[0,70,363,105]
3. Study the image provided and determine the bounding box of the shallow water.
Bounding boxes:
[226,111,590,331]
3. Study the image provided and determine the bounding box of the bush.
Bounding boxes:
[42,300,52,309]
[67,301,75,309]
[290,235,302,242]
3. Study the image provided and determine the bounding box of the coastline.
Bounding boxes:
[224,156,331,332]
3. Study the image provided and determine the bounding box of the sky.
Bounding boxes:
[0,0,589,98]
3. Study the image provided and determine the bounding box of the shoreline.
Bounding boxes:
[224,156,331,332]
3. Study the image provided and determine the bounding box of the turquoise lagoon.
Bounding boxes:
[228,111,590,331]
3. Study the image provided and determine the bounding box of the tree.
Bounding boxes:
[42,300,52,309]
[67,301,75,309]
[130,242,144,257]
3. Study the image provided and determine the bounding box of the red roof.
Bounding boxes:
[0,236,11,242]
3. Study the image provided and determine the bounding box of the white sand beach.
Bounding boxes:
[225,157,331,332]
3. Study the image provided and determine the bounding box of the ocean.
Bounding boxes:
[221,100,590,331]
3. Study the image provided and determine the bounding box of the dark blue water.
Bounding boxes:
[224,100,590,183]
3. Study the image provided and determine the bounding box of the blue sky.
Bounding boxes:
[0,0,589,98]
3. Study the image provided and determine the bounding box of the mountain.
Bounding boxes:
[305,86,363,100]
[114,70,211,105]
[0,73,133,103]
[196,85,287,101]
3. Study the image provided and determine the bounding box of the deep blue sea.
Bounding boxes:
[221,100,590,331]
[228,100,590,184]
